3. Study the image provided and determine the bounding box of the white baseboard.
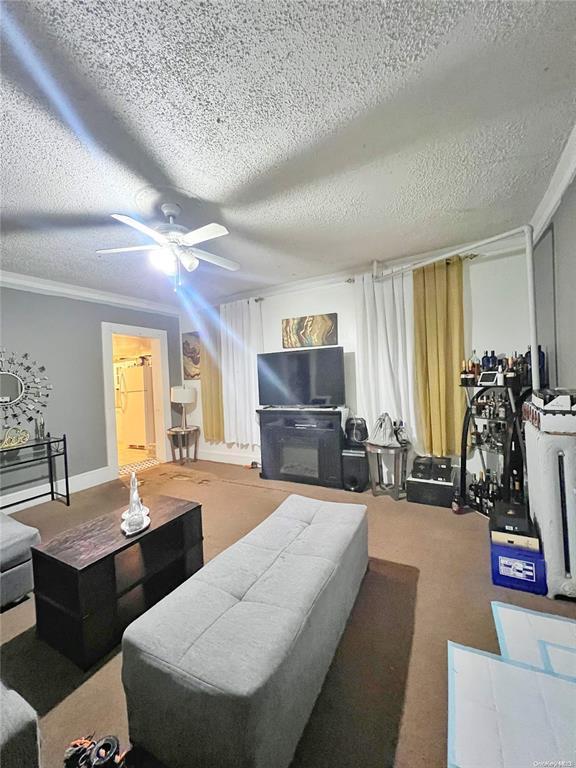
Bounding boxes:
[197,446,260,466]
[1,465,118,514]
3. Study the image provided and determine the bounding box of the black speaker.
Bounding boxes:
[345,417,368,447]
[342,449,369,493]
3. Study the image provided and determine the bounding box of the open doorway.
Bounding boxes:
[102,323,172,477]
[112,334,159,475]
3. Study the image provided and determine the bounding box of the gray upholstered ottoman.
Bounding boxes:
[122,494,368,768]
[0,682,40,768]
[0,512,41,608]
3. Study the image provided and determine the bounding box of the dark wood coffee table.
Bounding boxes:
[32,495,203,669]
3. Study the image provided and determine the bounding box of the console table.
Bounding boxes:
[32,495,203,669]
[0,434,70,511]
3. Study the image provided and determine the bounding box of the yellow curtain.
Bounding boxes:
[413,257,465,456]
[200,317,225,443]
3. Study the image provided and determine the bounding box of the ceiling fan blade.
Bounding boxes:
[111,214,167,245]
[96,244,163,254]
[179,223,229,247]
[190,247,240,272]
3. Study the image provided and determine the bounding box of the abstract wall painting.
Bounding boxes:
[282,313,338,348]
[182,332,201,379]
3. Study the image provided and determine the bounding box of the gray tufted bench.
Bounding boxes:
[122,494,368,768]
[0,682,40,768]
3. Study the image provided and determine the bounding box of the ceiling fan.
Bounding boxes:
[96,203,239,280]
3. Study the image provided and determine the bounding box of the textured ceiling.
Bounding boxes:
[1,0,575,305]
[112,334,152,361]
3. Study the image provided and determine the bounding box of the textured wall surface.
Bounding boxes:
[552,179,576,387]
[1,1,575,303]
[0,288,181,491]
[534,178,576,388]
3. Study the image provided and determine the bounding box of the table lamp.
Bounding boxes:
[171,386,194,429]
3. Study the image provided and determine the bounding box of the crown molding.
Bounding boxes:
[0,270,180,316]
[532,122,576,242]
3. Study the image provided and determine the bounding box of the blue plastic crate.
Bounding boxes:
[490,542,547,595]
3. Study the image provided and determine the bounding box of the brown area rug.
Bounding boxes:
[124,466,218,486]
[293,558,418,768]
[1,558,417,768]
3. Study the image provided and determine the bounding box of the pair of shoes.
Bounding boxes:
[64,735,127,767]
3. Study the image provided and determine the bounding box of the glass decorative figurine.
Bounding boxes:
[121,472,151,536]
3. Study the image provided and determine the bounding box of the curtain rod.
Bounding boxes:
[372,224,540,390]
[251,275,356,301]
[374,226,526,282]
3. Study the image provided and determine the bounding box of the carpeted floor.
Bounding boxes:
[2,460,575,767]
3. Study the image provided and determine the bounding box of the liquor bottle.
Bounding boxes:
[452,489,464,514]
[515,352,526,385]
[475,473,483,508]
[538,345,546,387]
[489,350,497,371]
[497,397,507,420]
[505,356,517,383]
[460,360,474,386]
[525,346,532,386]
[481,350,490,371]
[471,350,481,377]
[512,469,522,503]
[469,475,477,506]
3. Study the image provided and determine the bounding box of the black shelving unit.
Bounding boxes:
[458,385,531,515]
[0,433,70,510]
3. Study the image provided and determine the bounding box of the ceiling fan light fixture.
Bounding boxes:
[149,247,177,276]
[178,251,200,272]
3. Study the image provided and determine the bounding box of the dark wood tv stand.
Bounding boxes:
[257,408,343,488]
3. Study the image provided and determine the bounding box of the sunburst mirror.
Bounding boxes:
[0,349,52,430]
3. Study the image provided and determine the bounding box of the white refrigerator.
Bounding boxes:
[115,364,156,450]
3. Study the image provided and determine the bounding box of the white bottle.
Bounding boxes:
[496,364,504,386]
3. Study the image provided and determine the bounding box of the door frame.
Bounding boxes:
[102,322,172,472]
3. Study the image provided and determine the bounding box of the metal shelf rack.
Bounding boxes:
[458,385,531,516]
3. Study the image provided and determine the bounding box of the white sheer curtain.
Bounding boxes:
[220,298,263,446]
[354,270,418,445]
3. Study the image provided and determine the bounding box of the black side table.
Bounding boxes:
[0,433,70,510]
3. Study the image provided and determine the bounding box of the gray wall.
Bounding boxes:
[0,288,181,494]
[534,177,576,388]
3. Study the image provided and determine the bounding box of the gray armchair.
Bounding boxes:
[0,512,40,608]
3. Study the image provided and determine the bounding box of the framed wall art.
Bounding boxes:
[282,313,338,348]
[182,332,201,379]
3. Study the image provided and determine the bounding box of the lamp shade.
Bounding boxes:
[171,386,194,404]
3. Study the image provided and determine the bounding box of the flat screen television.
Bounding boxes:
[257,347,345,407]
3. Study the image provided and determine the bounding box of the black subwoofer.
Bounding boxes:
[342,449,369,493]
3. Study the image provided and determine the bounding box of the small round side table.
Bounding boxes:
[167,426,200,464]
